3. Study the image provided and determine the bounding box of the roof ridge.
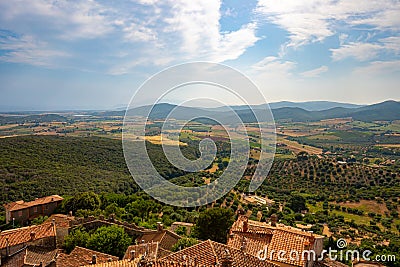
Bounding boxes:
[1,222,53,235]
[73,246,117,258]
[164,229,182,239]
[208,239,219,265]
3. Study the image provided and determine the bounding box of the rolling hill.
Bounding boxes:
[122,100,400,123]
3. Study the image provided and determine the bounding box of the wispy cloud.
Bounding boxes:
[330,42,382,61]
[353,60,400,76]
[0,34,68,67]
[331,36,400,62]
[300,65,328,78]
[256,0,400,50]
[0,0,260,73]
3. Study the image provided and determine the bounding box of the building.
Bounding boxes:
[0,222,57,266]
[4,195,64,225]
[83,240,279,267]
[123,242,171,262]
[135,223,181,251]
[244,195,276,206]
[56,246,118,267]
[227,214,325,267]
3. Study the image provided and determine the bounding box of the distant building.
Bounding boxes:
[244,195,275,206]
[3,195,64,225]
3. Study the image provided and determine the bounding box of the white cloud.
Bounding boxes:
[256,0,400,49]
[250,56,296,86]
[0,0,259,72]
[380,36,400,54]
[331,36,400,62]
[0,34,68,67]
[331,42,383,61]
[300,65,328,78]
[353,60,400,76]
[0,0,113,40]
[163,0,259,62]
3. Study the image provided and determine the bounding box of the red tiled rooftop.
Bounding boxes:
[4,195,64,212]
[123,242,171,261]
[0,246,58,267]
[45,214,75,228]
[56,246,119,267]
[24,246,58,266]
[228,215,325,267]
[0,223,56,249]
[158,240,278,267]
[136,230,181,251]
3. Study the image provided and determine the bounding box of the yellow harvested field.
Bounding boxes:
[144,135,187,146]
[205,163,219,173]
[278,130,313,137]
[0,124,19,130]
[375,144,400,148]
[278,138,323,155]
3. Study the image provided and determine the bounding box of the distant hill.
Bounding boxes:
[121,100,399,123]
[206,101,364,112]
[268,101,364,111]
[0,114,68,124]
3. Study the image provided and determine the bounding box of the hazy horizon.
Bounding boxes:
[0,99,398,113]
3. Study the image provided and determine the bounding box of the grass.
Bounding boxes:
[336,200,388,215]
[308,202,371,225]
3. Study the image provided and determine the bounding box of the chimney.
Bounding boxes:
[92,255,97,264]
[237,208,245,216]
[30,231,36,241]
[157,222,163,232]
[271,214,278,227]
[243,218,248,232]
[221,249,233,267]
[69,211,73,217]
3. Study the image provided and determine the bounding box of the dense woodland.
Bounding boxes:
[0,135,399,266]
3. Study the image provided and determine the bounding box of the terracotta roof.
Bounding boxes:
[230,215,274,235]
[0,223,56,249]
[315,258,350,267]
[227,232,270,257]
[0,246,58,267]
[81,259,140,267]
[228,216,325,267]
[268,229,313,267]
[24,246,58,266]
[45,214,75,228]
[123,242,171,261]
[136,230,181,251]
[158,240,278,267]
[84,240,278,267]
[4,195,64,212]
[56,246,119,267]
[0,248,25,267]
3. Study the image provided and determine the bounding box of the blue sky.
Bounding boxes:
[0,0,399,110]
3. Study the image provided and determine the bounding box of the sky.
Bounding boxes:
[0,0,400,110]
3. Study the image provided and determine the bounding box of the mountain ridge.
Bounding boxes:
[121,100,400,123]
